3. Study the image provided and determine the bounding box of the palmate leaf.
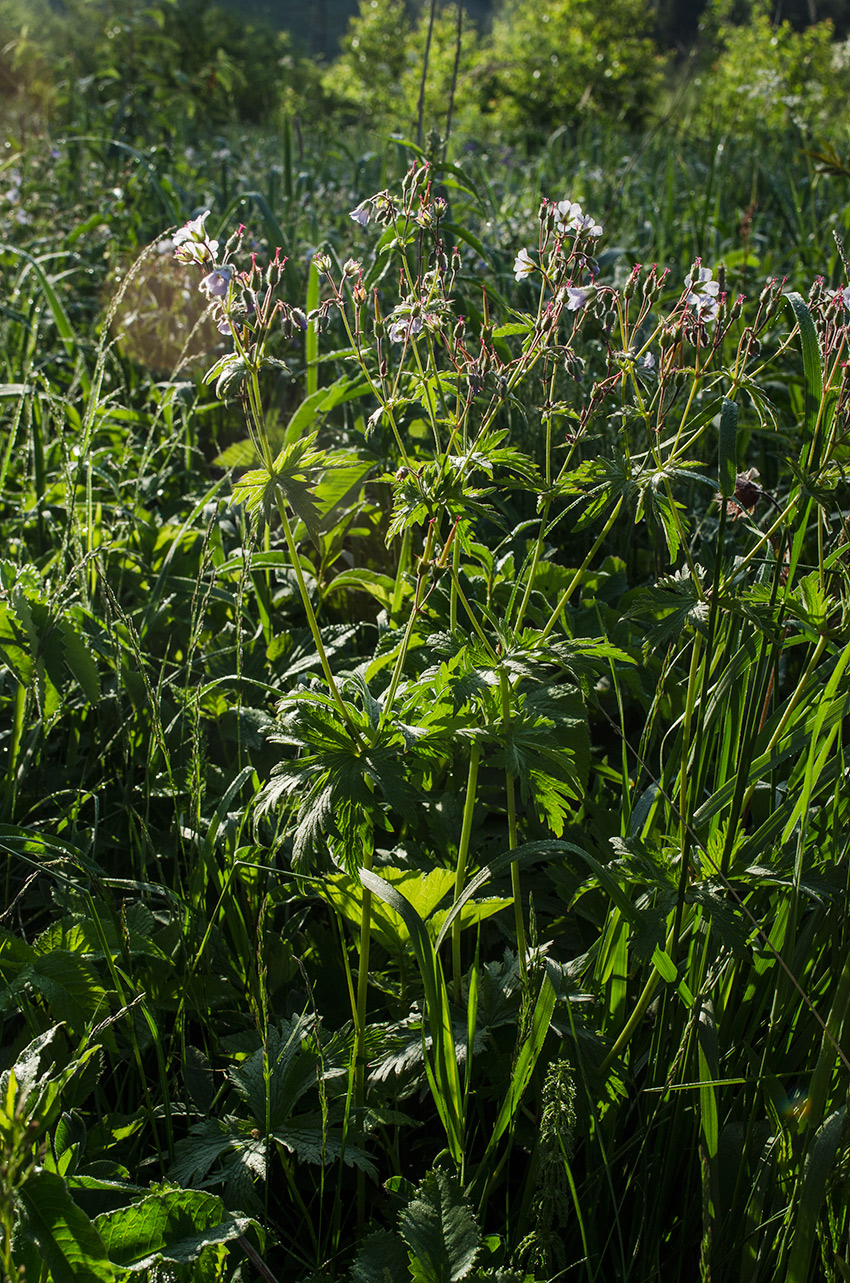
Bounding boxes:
[231,431,357,547]
[387,462,495,542]
[556,454,637,529]
[259,691,424,873]
[229,1016,318,1128]
[628,567,709,651]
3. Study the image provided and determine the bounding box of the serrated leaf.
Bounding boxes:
[95,1187,256,1271]
[351,1229,410,1283]
[399,1168,480,1283]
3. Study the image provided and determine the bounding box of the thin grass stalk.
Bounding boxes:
[539,498,624,642]
[500,671,526,980]
[452,742,481,1002]
[672,633,702,954]
[354,849,373,1228]
[444,0,464,149]
[417,0,438,148]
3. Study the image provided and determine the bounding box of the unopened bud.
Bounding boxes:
[539,198,554,235]
[623,265,641,300]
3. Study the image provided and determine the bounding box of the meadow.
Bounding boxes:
[1,1,850,1280]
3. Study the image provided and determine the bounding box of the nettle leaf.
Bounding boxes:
[95,1187,257,1271]
[399,1168,481,1283]
[169,1119,239,1188]
[0,586,101,715]
[351,1229,410,1283]
[3,951,111,1034]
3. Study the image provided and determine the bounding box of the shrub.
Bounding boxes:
[470,0,665,140]
[687,5,846,140]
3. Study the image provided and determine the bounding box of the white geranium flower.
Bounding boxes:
[388,315,424,343]
[173,210,219,264]
[555,200,602,238]
[826,284,850,309]
[684,264,720,321]
[513,247,536,281]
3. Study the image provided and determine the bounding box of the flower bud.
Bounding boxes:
[623,264,641,300]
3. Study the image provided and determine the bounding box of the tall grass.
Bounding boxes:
[0,93,849,1283]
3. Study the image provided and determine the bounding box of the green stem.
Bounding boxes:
[378,524,434,733]
[451,568,500,663]
[500,672,526,981]
[600,918,677,1075]
[452,743,481,1002]
[673,633,703,958]
[450,535,460,633]
[354,848,373,1227]
[275,494,364,748]
[540,497,624,642]
[514,498,552,634]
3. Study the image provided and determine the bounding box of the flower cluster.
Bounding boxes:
[683,262,720,323]
[170,210,308,349]
[513,196,604,296]
[554,199,603,239]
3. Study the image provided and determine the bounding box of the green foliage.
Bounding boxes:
[4,29,850,1281]
[687,8,846,139]
[478,0,664,136]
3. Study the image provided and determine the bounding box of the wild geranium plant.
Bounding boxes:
[165,167,850,1271]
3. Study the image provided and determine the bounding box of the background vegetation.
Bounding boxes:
[1,0,850,1280]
